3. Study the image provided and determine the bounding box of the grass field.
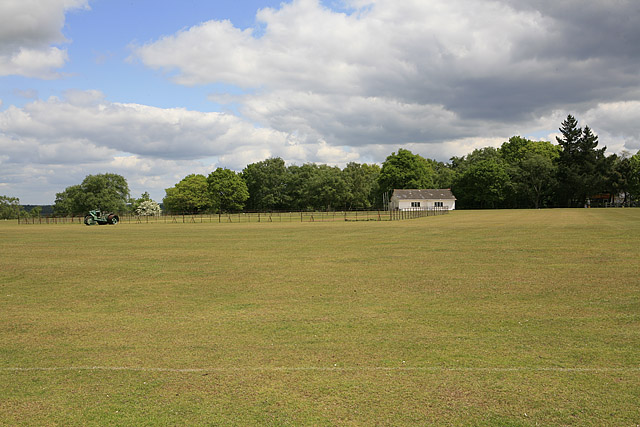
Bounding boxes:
[1,209,639,425]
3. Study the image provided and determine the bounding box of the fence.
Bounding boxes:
[17,208,449,225]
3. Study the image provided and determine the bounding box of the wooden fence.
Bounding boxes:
[17,208,449,225]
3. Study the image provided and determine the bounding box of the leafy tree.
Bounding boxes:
[499,137,560,208]
[606,153,633,205]
[163,174,211,214]
[342,162,381,209]
[242,157,289,211]
[453,158,511,208]
[0,196,21,219]
[306,164,348,211]
[378,149,435,196]
[54,185,84,215]
[285,164,319,211]
[207,168,249,212]
[500,136,560,164]
[81,173,130,212]
[29,206,42,218]
[54,173,130,214]
[513,152,557,209]
[426,159,457,190]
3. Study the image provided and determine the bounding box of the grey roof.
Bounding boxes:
[392,189,456,200]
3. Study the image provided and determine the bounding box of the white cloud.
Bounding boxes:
[315,141,359,164]
[4,0,640,203]
[133,0,640,159]
[134,0,546,96]
[0,0,88,78]
[0,47,69,79]
[0,91,348,203]
[0,92,294,162]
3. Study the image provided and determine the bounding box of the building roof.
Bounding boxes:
[392,189,456,200]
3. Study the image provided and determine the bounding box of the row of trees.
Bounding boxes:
[163,115,640,212]
[3,114,636,218]
[452,116,640,208]
[163,161,385,213]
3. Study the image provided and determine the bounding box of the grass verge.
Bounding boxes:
[1,209,639,425]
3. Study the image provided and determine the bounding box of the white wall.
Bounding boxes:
[390,197,455,211]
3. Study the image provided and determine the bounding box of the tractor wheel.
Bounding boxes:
[108,214,119,225]
[84,215,95,226]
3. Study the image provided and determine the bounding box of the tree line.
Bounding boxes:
[452,115,640,208]
[2,115,639,218]
[160,115,640,212]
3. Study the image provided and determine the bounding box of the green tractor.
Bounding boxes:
[84,210,119,226]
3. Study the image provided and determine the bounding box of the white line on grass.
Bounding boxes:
[2,366,639,373]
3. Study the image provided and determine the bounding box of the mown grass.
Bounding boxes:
[0,209,639,425]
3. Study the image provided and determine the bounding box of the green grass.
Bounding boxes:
[1,209,639,425]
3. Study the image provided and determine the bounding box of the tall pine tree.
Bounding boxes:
[555,115,607,207]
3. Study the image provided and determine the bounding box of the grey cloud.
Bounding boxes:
[506,0,640,60]
[0,92,305,203]
[0,0,88,77]
[0,94,288,161]
[134,0,640,149]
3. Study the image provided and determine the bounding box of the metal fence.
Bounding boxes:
[17,208,449,225]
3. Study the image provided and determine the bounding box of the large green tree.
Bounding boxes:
[426,159,457,190]
[513,152,557,209]
[452,149,511,209]
[499,137,560,208]
[285,164,318,211]
[342,162,381,209]
[207,168,249,212]
[500,136,561,165]
[54,173,130,214]
[242,157,289,211]
[377,149,435,196]
[606,153,633,205]
[458,160,511,208]
[53,185,84,214]
[0,195,21,219]
[163,174,211,214]
[306,164,348,211]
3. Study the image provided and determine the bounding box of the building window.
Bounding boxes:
[411,202,421,207]
[434,201,444,207]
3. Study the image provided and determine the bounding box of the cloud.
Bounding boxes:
[0,0,88,78]
[4,0,640,203]
[582,101,640,153]
[1,90,361,203]
[0,92,287,161]
[134,0,640,155]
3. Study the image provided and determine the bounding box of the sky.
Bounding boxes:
[1,0,639,204]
